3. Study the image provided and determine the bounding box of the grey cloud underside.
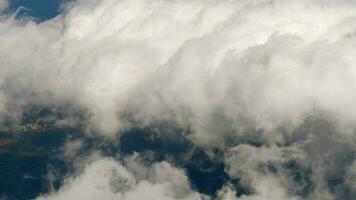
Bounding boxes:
[27,115,355,200]
[0,0,8,13]
[1,0,356,199]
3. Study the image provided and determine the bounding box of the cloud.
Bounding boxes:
[344,161,356,199]
[0,0,356,140]
[220,118,356,200]
[0,0,7,14]
[36,157,203,200]
[223,144,302,200]
[1,0,356,199]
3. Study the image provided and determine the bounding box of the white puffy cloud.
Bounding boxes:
[1,0,356,139]
[1,1,356,198]
[36,157,203,200]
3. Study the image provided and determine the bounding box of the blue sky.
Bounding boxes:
[8,0,66,21]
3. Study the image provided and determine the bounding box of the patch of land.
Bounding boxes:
[0,139,17,147]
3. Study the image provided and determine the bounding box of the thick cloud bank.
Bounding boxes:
[1,0,356,137]
[1,0,356,199]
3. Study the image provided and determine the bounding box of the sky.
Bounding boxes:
[5,0,65,21]
[0,0,356,200]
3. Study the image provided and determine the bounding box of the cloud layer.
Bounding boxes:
[1,0,356,138]
[1,0,356,199]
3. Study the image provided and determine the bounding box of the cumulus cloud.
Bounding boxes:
[36,157,203,200]
[220,118,356,200]
[1,0,356,139]
[223,144,302,200]
[1,0,356,199]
